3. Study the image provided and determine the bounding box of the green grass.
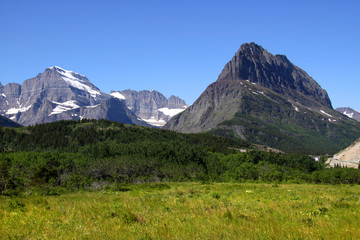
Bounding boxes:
[1,183,360,239]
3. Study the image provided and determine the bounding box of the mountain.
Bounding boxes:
[164,42,360,154]
[327,138,360,168]
[110,89,188,127]
[336,107,360,122]
[0,66,148,126]
[0,115,21,128]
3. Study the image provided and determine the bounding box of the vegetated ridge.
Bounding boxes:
[0,115,21,128]
[164,42,360,154]
[2,119,360,197]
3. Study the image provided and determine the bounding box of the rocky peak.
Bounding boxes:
[111,89,188,127]
[168,95,187,108]
[217,42,332,109]
[336,107,360,122]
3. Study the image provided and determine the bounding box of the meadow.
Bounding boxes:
[1,182,360,239]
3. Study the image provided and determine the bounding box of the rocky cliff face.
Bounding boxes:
[0,66,149,126]
[336,107,360,122]
[164,43,360,154]
[217,42,332,109]
[111,90,188,127]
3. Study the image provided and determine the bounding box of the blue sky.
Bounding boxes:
[0,0,359,109]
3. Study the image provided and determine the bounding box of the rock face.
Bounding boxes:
[327,138,360,168]
[336,107,360,122]
[217,43,332,109]
[111,90,188,127]
[0,66,149,126]
[164,42,360,154]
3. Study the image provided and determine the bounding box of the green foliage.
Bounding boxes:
[210,91,360,154]
[0,119,359,196]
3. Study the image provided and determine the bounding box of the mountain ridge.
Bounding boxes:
[336,107,360,122]
[0,66,187,127]
[111,89,188,127]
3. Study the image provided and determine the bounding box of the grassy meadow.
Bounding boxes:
[1,182,360,239]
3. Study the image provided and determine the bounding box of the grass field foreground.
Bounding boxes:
[1,183,360,239]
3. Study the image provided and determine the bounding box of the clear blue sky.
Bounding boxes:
[0,0,359,109]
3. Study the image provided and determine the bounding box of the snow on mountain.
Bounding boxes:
[0,66,188,127]
[6,105,32,115]
[112,90,188,127]
[51,66,101,98]
[343,111,354,118]
[320,110,333,117]
[49,100,80,116]
[158,107,187,117]
[110,92,126,100]
[336,107,360,122]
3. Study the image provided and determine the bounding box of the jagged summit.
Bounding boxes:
[217,42,332,109]
[164,43,360,154]
[0,66,187,127]
[111,89,188,127]
[336,107,360,122]
[0,66,147,126]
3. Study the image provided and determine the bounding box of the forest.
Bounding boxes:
[1,119,360,196]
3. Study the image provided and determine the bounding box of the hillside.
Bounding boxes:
[327,138,360,168]
[0,115,21,128]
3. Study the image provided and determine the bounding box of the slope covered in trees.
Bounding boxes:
[1,120,359,196]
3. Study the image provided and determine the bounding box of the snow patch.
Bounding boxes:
[6,105,31,115]
[158,107,186,117]
[85,104,99,109]
[343,111,354,118]
[49,100,80,115]
[1,93,6,97]
[293,106,299,112]
[54,67,101,98]
[141,117,167,127]
[110,92,126,100]
[320,110,333,117]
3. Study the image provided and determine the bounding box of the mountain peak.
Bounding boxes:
[217,42,332,108]
[44,66,101,98]
[47,66,86,78]
[239,42,264,51]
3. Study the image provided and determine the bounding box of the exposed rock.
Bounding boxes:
[336,107,360,122]
[327,138,360,168]
[0,66,149,126]
[111,89,188,127]
[164,43,360,154]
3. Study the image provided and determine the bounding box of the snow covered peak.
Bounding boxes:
[48,66,101,98]
[48,66,86,78]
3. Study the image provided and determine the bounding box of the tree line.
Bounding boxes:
[1,119,359,196]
